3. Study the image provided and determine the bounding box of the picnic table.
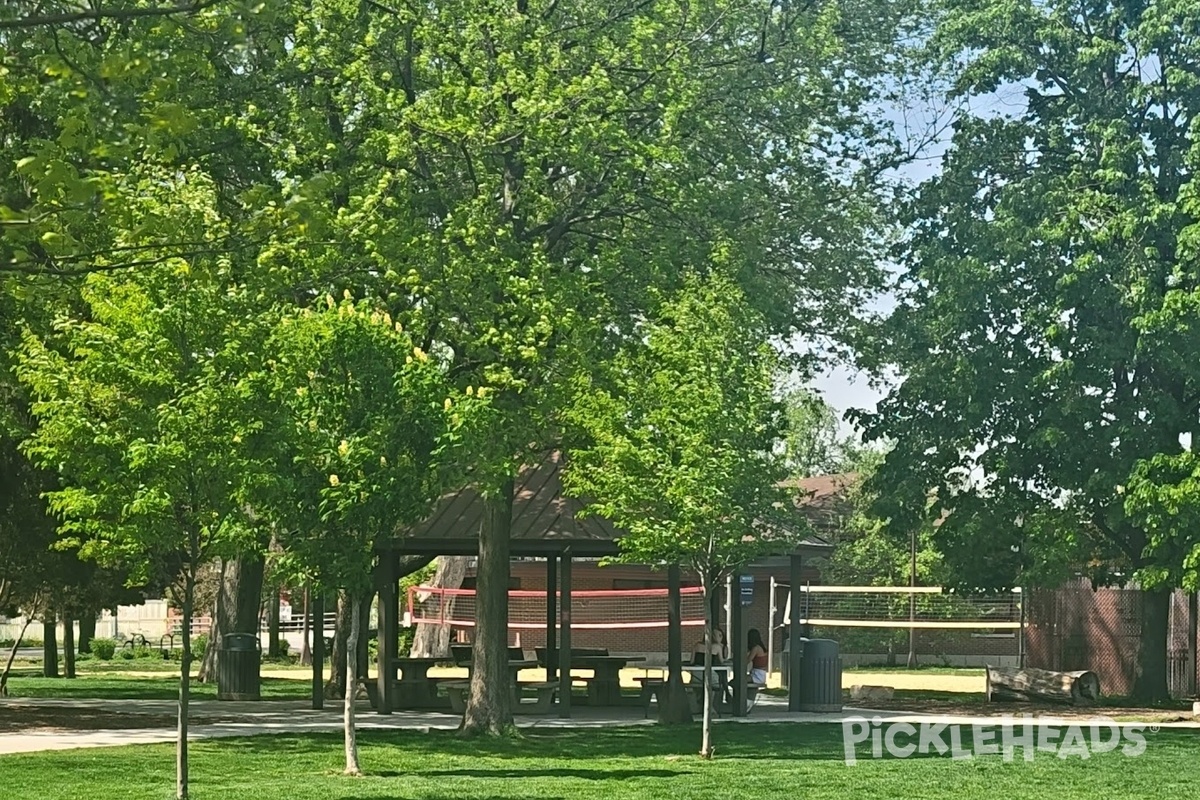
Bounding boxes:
[387,657,446,708]
[570,655,646,706]
[683,664,733,713]
[442,657,552,713]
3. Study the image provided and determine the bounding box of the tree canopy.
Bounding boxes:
[857,0,1200,700]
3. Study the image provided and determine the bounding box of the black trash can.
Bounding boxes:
[217,632,261,701]
[797,638,842,712]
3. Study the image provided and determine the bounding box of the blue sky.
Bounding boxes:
[809,81,1029,434]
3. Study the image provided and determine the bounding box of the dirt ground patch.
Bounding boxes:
[0,705,234,734]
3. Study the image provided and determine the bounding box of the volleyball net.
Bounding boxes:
[405,586,709,630]
[780,585,1022,630]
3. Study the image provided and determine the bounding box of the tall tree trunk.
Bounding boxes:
[177,573,195,800]
[78,609,96,655]
[660,564,692,724]
[0,617,34,696]
[411,556,468,658]
[700,576,715,759]
[42,613,59,678]
[300,588,312,666]
[461,480,514,736]
[62,613,76,679]
[1133,587,1171,702]
[267,589,281,658]
[199,554,265,682]
[326,592,353,698]
[344,593,363,776]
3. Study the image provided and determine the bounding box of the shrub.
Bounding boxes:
[90,638,117,660]
[276,638,289,657]
[189,633,209,659]
[0,637,44,649]
[117,647,135,660]
[130,645,157,659]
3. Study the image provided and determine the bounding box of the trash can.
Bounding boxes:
[796,638,842,712]
[216,632,261,701]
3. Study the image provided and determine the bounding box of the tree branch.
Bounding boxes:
[0,1,222,30]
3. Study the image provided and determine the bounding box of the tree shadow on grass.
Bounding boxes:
[204,723,859,763]
[390,768,689,780]
[340,796,565,800]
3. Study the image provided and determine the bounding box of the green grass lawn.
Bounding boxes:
[1,673,309,700]
[842,665,983,676]
[0,724,1194,799]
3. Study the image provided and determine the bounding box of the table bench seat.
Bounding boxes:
[442,680,558,715]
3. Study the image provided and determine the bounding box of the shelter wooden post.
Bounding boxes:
[788,555,803,711]
[558,550,572,717]
[546,555,558,681]
[1187,591,1197,697]
[730,568,747,717]
[376,554,397,714]
[389,552,401,656]
[311,593,325,710]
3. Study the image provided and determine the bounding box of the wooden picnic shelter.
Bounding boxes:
[308,451,832,717]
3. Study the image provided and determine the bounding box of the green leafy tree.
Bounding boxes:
[779,388,872,478]
[858,0,1200,700]
[265,295,481,774]
[5,0,918,734]
[0,2,272,280]
[15,173,267,798]
[565,273,798,758]
[242,0,911,735]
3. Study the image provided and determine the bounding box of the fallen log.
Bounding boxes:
[986,665,1101,706]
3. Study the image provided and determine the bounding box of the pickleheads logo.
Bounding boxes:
[841,715,1152,765]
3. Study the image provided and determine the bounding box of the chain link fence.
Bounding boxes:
[1025,580,1198,699]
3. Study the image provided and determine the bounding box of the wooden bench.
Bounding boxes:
[442,680,558,714]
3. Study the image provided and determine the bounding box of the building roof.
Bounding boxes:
[782,472,860,538]
[381,451,835,558]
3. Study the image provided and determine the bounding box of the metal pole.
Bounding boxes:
[311,594,325,710]
[767,576,776,678]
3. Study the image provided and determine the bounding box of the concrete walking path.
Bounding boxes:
[2,695,1197,756]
